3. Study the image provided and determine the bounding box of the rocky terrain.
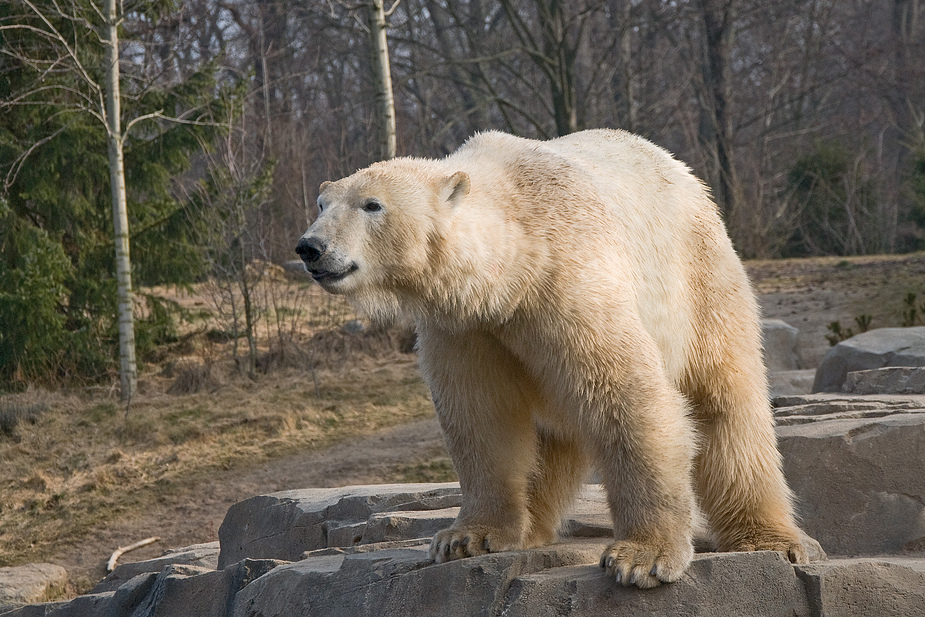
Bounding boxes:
[3,253,925,615]
[4,339,925,615]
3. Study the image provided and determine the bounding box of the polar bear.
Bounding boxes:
[296,129,809,588]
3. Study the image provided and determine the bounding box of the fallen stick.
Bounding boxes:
[107,536,161,572]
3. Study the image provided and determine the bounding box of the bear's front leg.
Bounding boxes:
[591,372,698,588]
[417,327,540,564]
[547,330,698,589]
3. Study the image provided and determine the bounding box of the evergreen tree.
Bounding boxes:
[0,0,227,389]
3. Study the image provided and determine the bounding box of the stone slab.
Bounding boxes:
[503,551,810,617]
[796,557,925,617]
[217,483,462,568]
[231,541,602,617]
[91,541,221,593]
[776,395,925,556]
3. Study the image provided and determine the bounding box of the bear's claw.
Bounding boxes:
[429,526,520,563]
[599,539,692,589]
[729,537,810,565]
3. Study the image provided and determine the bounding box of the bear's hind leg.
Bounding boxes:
[688,367,808,564]
[418,328,539,563]
[523,428,589,548]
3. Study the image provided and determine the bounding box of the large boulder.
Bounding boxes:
[775,393,925,555]
[812,327,925,392]
[0,564,68,612]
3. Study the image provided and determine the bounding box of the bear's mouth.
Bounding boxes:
[309,263,358,284]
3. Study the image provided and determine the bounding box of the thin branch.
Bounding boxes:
[122,109,166,135]
[383,0,401,18]
[17,0,102,96]
[3,124,70,190]
[107,537,160,572]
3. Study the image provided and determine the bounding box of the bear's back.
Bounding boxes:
[452,130,734,383]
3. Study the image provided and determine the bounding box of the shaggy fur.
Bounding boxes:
[297,129,808,589]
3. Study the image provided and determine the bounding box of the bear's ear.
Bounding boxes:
[319,181,332,193]
[443,171,470,205]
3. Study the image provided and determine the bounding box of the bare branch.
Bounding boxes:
[4,123,69,190]
[383,0,401,18]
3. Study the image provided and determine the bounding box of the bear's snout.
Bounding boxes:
[295,236,326,264]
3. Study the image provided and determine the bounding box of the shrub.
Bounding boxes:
[784,142,879,257]
[0,199,70,384]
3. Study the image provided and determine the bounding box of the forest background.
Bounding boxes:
[1,0,924,391]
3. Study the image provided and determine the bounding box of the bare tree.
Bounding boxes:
[195,120,275,379]
[696,0,739,222]
[891,0,924,150]
[367,0,399,159]
[102,0,137,402]
[499,0,585,136]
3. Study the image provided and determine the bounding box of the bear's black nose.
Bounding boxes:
[295,236,326,263]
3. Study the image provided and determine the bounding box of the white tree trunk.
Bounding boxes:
[367,0,397,160]
[104,0,137,401]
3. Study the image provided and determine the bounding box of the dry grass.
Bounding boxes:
[747,253,925,312]
[0,360,432,570]
[391,455,458,484]
[746,252,925,338]
[0,273,432,572]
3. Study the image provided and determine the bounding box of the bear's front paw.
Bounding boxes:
[429,526,521,563]
[599,539,692,589]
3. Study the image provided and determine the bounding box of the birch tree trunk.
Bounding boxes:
[103,0,137,401]
[367,0,397,160]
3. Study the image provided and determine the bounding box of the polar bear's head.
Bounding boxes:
[296,159,469,317]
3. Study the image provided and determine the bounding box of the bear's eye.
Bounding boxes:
[316,199,324,214]
[363,200,383,213]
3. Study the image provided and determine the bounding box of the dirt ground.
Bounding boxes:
[55,418,448,588]
[748,253,925,367]
[28,252,925,591]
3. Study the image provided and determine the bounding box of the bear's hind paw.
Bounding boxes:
[429,526,520,564]
[731,537,810,565]
[599,539,693,589]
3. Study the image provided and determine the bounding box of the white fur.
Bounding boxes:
[299,129,810,589]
